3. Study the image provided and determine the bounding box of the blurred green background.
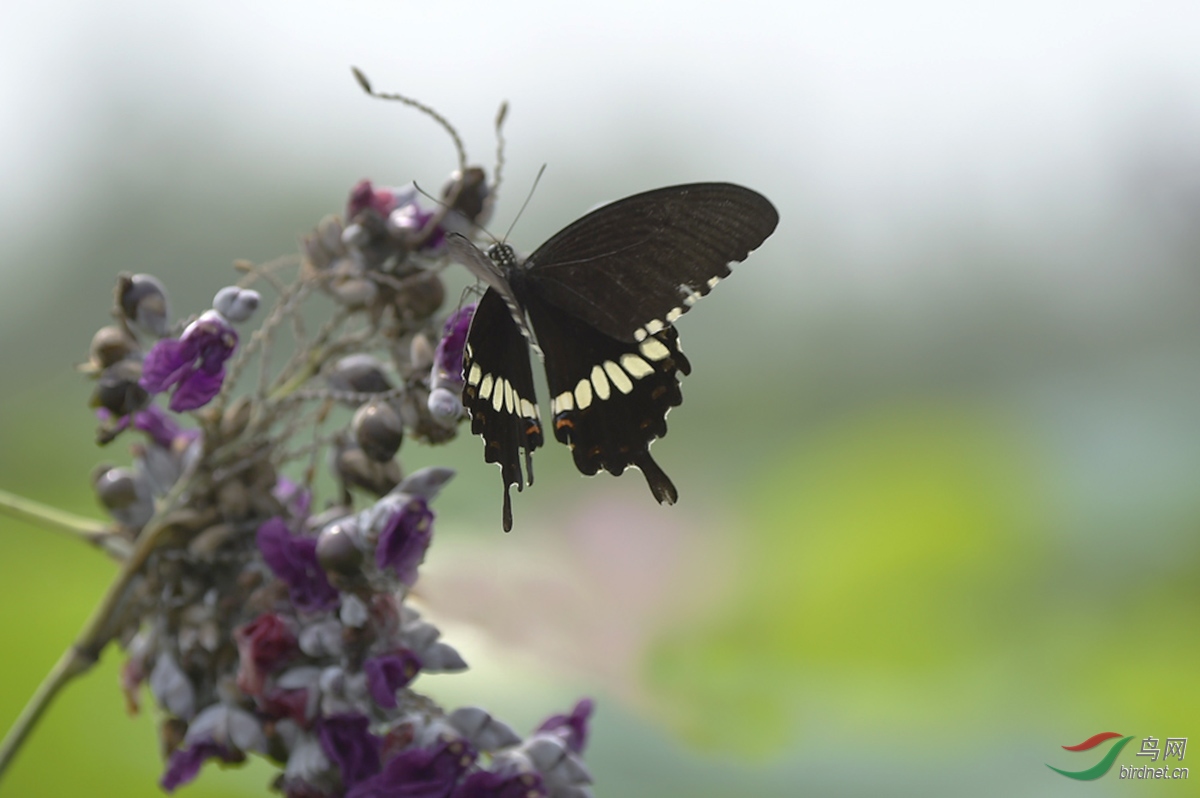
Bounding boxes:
[3,2,1200,796]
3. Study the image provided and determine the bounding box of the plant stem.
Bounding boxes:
[0,471,195,781]
[0,488,131,560]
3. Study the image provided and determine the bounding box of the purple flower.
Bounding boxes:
[347,737,475,798]
[432,304,475,392]
[257,517,340,612]
[259,686,311,726]
[364,650,422,709]
[285,783,337,798]
[140,309,238,411]
[133,404,197,449]
[161,739,240,792]
[273,476,313,519]
[348,179,401,219]
[376,497,434,586]
[318,713,381,789]
[390,201,446,252]
[234,613,298,697]
[428,304,476,422]
[535,699,594,755]
[450,770,547,798]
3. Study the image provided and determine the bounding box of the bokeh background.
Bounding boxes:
[3,2,1200,795]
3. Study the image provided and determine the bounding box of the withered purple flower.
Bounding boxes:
[260,686,312,726]
[534,698,594,755]
[234,613,299,696]
[161,739,240,792]
[375,497,434,586]
[274,476,314,519]
[450,769,547,798]
[133,404,196,449]
[258,517,341,612]
[140,309,238,411]
[319,713,382,789]
[346,736,475,798]
[389,200,446,252]
[364,650,422,709]
[347,179,402,219]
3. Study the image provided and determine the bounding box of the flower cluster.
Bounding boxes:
[55,98,596,797]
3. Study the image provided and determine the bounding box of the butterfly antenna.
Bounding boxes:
[503,163,547,243]
[412,181,504,249]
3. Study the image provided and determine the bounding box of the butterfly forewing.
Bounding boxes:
[523,183,779,342]
[523,292,692,505]
[461,289,544,531]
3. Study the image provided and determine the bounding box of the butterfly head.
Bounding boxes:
[485,242,520,271]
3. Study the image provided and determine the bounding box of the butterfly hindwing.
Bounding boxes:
[462,288,544,531]
[524,292,692,505]
[524,183,779,342]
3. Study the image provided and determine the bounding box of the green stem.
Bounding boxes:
[0,489,130,560]
[0,646,96,779]
[0,470,196,781]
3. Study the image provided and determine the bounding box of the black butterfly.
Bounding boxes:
[448,183,778,530]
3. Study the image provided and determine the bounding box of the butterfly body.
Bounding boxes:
[451,183,778,530]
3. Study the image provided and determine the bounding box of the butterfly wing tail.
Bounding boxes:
[634,452,678,505]
[463,289,544,531]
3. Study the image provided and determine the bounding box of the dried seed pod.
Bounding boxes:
[219,395,253,440]
[333,438,402,497]
[353,398,405,462]
[215,479,250,520]
[327,354,394,396]
[315,520,365,580]
[90,360,150,417]
[117,273,171,337]
[187,523,240,558]
[303,215,347,274]
[329,277,378,310]
[92,464,154,528]
[409,331,436,373]
[86,325,138,372]
[392,271,445,323]
[399,383,458,444]
[442,166,493,229]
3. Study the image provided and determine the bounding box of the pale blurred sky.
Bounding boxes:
[2,0,1199,319]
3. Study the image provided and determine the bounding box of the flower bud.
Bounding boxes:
[117,273,171,337]
[213,286,261,323]
[426,387,462,423]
